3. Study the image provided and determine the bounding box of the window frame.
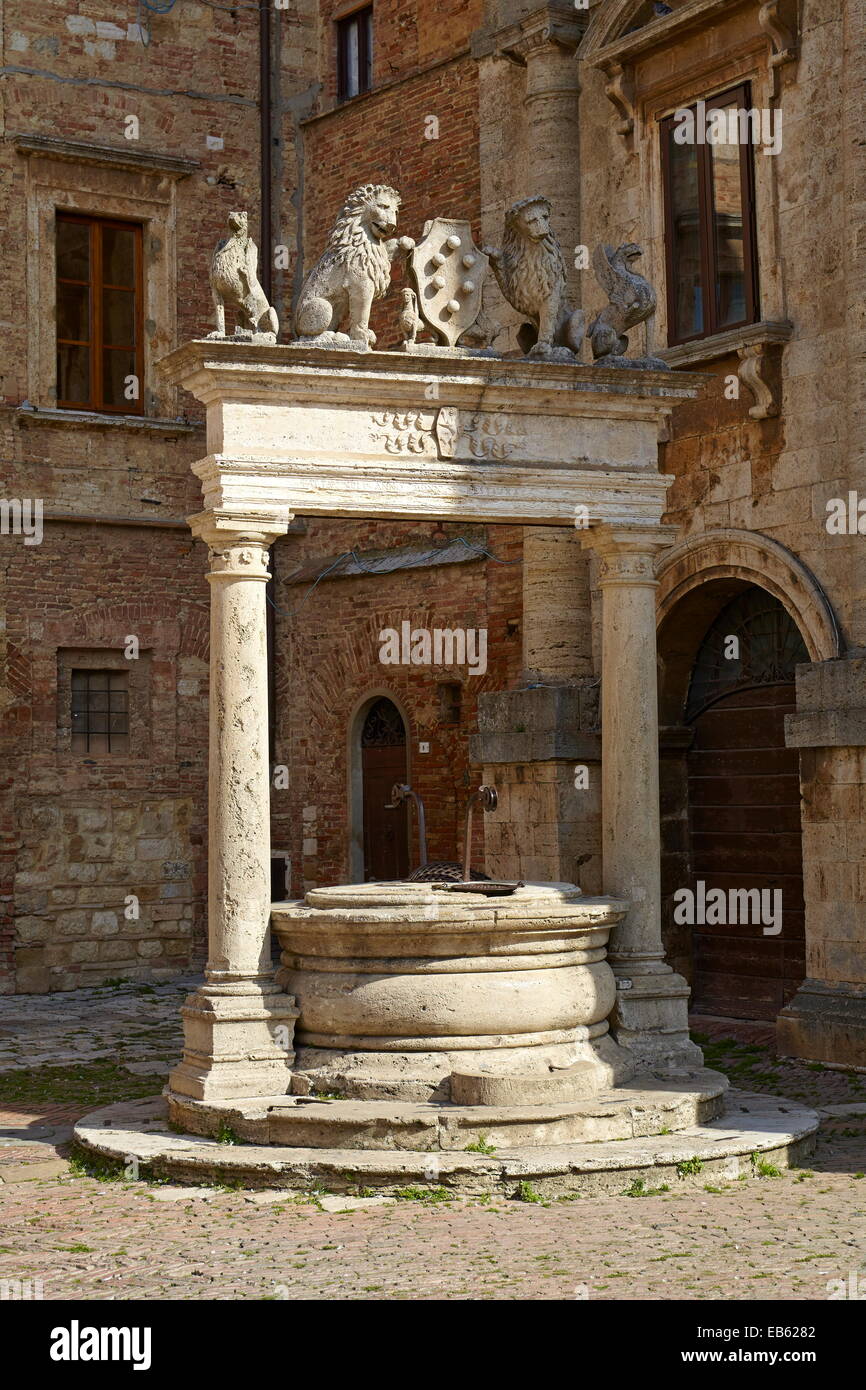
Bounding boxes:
[55,211,145,415]
[660,82,760,347]
[336,4,373,103]
[70,668,130,755]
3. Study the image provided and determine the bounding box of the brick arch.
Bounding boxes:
[301,603,499,741]
[67,598,207,656]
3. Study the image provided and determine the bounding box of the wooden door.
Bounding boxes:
[687,683,805,1019]
[361,699,409,881]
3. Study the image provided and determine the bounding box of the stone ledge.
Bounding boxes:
[785,657,866,748]
[14,406,199,435]
[165,1069,729,1150]
[660,320,794,370]
[472,685,600,764]
[73,1091,819,1197]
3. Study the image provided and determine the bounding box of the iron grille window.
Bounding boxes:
[337,5,373,102]
[685,589,808,721]
[660,84,760,345]
[71,670,130,754]
[56,213,144,414]
[361,697,405,748]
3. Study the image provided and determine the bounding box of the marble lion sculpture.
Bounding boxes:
[208,210,278,341]
[483,195,586,360]
[293,184,415,349]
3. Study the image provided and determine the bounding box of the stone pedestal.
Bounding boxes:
[470,685,603,890]
[168,512,298,1102]
[583,524,703,1071]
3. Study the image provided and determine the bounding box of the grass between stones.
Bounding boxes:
[0,1060,167,1109]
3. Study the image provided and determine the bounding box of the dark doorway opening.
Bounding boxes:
[360,697,410,881]
[685,588,807,1020]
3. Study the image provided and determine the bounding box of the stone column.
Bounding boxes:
[169,510,298,1102]
[583,523,703,1071]
[517,8,583,306]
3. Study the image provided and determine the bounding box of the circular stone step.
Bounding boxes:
[165,1069,729,1151]
[73,1091,820,1198]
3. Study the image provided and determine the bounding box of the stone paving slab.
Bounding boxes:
[0,983,864,1298]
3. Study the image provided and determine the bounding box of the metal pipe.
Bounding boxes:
[462,785,497,882]
[259,0,273,302]
[387,783,427,867]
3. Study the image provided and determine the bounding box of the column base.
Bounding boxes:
[777,979,866,1068]
[609,966,704,1073]
[168,983,299,1102]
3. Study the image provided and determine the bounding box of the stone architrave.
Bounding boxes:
[410,219,489,347]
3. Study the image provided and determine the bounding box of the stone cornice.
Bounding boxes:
[158,339,707,419]
[13,133,200,179]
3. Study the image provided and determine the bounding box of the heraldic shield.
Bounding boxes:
[409,218,489,348]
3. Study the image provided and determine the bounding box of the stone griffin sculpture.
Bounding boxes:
[588,242,667,368]
[293,184,414,350]
[483,195,585,361]
[208,211,278,342]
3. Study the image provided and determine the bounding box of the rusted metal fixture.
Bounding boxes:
[386,782,427,865]
[388,782,522,894]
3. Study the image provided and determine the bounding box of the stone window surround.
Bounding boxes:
[14,135,198,424]
[28,611,184,784]
[579,1,798,364]
[633,60,787,367]
[56,647,152,761]
[583,0,799,127]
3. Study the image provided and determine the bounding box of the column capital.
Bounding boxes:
[496,3,587,65]
[188,508,292,577]
[582,523,678,584]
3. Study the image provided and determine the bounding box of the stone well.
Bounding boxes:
[72,342,819,1192]
[271,881,633,1102]
[161,878,735,1161]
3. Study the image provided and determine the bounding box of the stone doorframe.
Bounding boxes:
[158,339,706,1100]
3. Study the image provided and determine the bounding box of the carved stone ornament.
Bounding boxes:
[737,343,779,420]
[589,242,668,371]
[207,211,279,343]
[409,218,489,348]
[292,184,415,350]
[464,413,523,462]
[370,410,435,455]
[484,196,585,362]
[208,540,271,579]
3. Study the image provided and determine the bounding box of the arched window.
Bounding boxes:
[685,588,809,721]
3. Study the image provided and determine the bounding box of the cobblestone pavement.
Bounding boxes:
[1,980,865,1301]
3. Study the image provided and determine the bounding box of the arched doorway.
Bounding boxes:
[684,588,808,1020]
[360,697,410,881]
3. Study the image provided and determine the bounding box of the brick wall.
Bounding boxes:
[271,517,522,893]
